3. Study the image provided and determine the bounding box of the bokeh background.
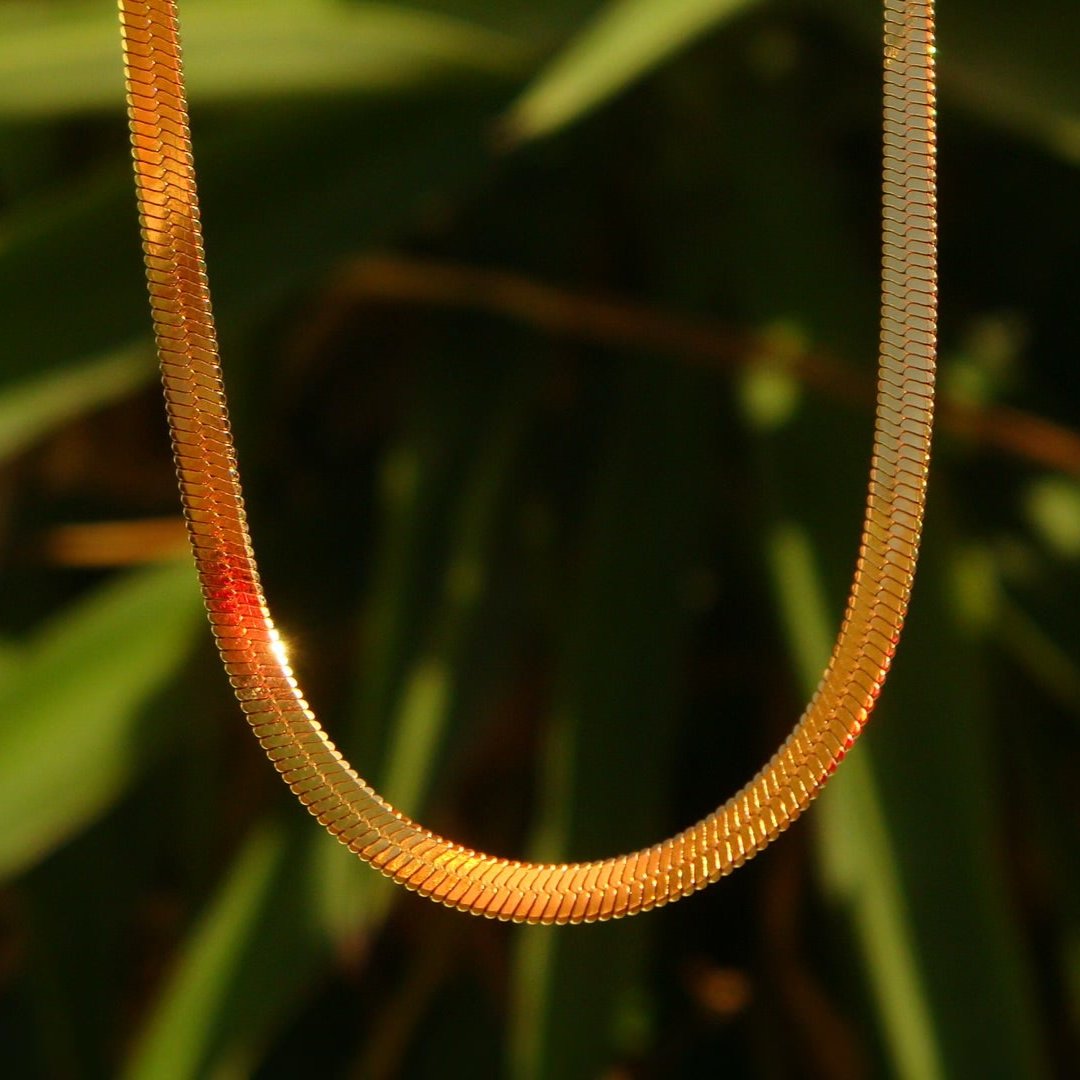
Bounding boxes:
[1,1,1078,1076]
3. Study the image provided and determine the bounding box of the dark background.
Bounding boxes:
[0,1,1077,1076]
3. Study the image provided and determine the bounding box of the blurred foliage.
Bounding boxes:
[0,0,1077,1076]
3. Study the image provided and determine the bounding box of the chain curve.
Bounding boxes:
[118,0,936,923]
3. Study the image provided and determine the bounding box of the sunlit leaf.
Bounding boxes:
[320,352,538,939]
[767,521,945,1080]
[721,34,1050,1066]
[0,345,152,463]
[131,351,539,1075]
[0,0,528,117]
[511,358,718,1078]
[0,561,203,879]
[502,0,760,142]
[0,0,1074,1072]
[123,823,327,1080]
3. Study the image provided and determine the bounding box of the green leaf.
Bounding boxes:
[511,358,718,1078]
[320,351,538,940]
[502,0,760,143]
[379,362,535,812]
[0,345,152,464]
[397,0,604,42]
[765,510,1050,1078]
[123,822,327,1080]
[720,36,1049,1069]
[312,354,493,943]
[0,561,204,879]
[130,352,539,1075]
[0,0,528,117]
[767,521,945,1080]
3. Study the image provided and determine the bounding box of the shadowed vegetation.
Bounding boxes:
[0,1,1077,1076]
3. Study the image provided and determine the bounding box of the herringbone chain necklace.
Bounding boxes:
[119,0,936,923]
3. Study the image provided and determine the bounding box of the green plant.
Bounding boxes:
[0,1,1076,1075]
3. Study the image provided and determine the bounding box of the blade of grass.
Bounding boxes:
[714,27,1049,1068]
[320,350,539,939]
[511,357,718,1078]
[501,0,761,143]
[403,0,604,41]
[0,0,528,117]
[0,560,203,879]
[0,345,152,464]
[379,361,536,812]
[754,423,1049,1077]
[123,822,327,1080]
[131,349,539,1074]
[861,533,1048,1076]
[766,521,944,1080]
[313,355,485,943]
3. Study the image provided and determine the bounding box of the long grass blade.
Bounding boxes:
[502,0,760,142]
[0,562,202,878]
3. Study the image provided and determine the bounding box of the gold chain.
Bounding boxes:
[118,0,937,923]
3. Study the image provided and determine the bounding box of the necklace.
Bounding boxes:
[118,0,936,923]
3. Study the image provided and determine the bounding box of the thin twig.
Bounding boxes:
[331,254,1080,479]
[45,516,188,566]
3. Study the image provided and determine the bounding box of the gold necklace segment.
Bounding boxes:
[118,0,937,923]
